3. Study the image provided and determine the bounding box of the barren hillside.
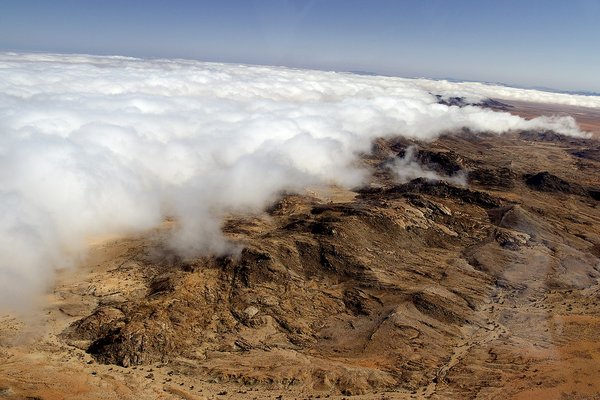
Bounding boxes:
[1,104,600,400]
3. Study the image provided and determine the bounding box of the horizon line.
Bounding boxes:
[2,47,599,98]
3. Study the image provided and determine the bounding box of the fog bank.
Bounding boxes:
[0,52,591,309]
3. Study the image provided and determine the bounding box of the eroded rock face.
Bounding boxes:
[469,167,516,189]
[524,171,587,195]
[524,171,600,201]
[59,130,600,397]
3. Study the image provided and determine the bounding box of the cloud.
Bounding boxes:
[0,52,594,310]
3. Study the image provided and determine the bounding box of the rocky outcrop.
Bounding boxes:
[524,171,587,194]
[58,130,600,397]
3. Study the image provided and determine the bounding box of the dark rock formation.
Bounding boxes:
[469,167,516,189]
[524,171,587,195]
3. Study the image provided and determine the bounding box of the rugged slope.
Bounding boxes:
[1,127,600,400]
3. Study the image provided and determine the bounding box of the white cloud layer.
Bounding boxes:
[0,52,595,310]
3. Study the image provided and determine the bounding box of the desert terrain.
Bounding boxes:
[1,100,600,400]
[498,99,600,137]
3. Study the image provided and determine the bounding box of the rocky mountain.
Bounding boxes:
[1,126,600,399]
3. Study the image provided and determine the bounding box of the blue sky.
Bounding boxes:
[1,0,599,92]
